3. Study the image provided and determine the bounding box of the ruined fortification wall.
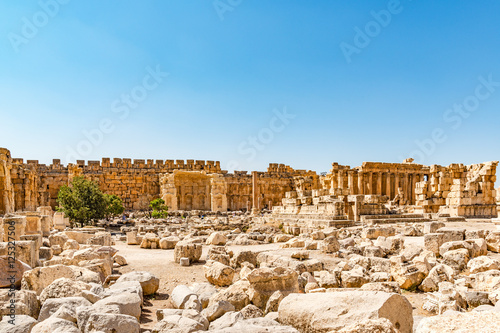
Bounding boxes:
[0,148,224,212]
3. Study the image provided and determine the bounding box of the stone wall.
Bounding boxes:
[0,148,224,211]
[1,147,497,217]
[0,148,315,213]
[159,165,316,212]
[415,161,498,217]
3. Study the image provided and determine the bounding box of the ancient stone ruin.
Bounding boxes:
[1,146,500,332]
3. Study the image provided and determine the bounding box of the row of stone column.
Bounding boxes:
[331,170,424,204]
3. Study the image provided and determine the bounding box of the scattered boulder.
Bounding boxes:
[207,232,228,245]
[0,256,31,288]
[171,285,202,311]
[240,304,264,319]
[486,231,500,253]
[39,296,92,321]
[140,233,160,249]
[0,314,38,333]
[318,236,340,253]
[204,261,235,287]
[21,264,101,295]
[39,277,91,304]
[467,256,499,274]
[278,291,413,333]
[84,313,140,333]
[246,267,299,309]
[115,271,159,295]
[230,250,258,268]
[416,310,500,332]
[114,254,128,266]
[92,292,142,320]
[159,236,180,250]
[209,280,251,311]
[174,242,202,264]
[202,300,235,322]
[31,317,80,333]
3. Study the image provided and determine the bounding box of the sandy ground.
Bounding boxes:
[114,242,281,331]
[113,220,500,331]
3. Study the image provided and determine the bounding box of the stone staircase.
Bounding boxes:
[267,214,356,234]
[360,213,431,225]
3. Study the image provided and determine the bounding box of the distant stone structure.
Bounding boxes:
[271,160,499,231]
[0,148,314,213]
[159,166,316,212]
[0,147,497,218]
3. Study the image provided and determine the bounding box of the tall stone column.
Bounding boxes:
[395,173,400,195]
[358,172,364,194]
[386,173,392,199]
[330,171,338,190]
[377,172,383,195]
[0,148,14,214]
[251,171,259,215]
[408,174,414,205]
[338,171,344,192]
[405,173,410,205]
[348,171,355,195]
[367,172,373,194]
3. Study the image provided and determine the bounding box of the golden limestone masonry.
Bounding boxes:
[0,148,498,220]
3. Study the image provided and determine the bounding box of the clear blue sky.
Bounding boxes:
[1,0,500,173]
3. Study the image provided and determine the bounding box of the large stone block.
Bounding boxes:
[204,262,235,287]
[53,212,67,231]
[126,231,139,245]
[21,212,42,235]
[2,216,26,242]
[0,289,39,320]
[436,227,465,243]
[64,231,95,244]
[0,256,31,288]
[416,310,500,333]
[278,291,413,333]
[423,221,445,234]
[362,226,395,240]
[486,231,500,252]
[20,234,42,266]
[40,215,51,237]
[21,264,101,295]
[424,233,444,255]
[115,271,159,295]
[0,240,37,268]
[174,241,202,264]
[246,267,299,310]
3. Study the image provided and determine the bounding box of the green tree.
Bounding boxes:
[149,198,168,218]
[104,194,125,219]
[57,177,107,227]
